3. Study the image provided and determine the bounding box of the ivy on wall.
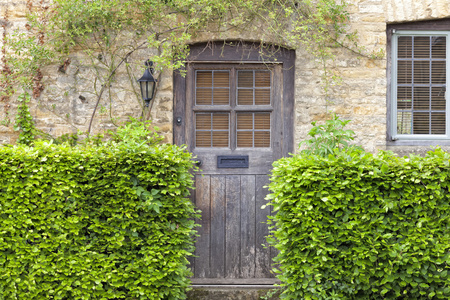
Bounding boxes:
[14,93,36,145]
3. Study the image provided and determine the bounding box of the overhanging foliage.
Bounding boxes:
[1,0,373,136]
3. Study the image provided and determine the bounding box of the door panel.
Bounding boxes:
[190,174,273,280]
[193,175,210,278]
[225,175,240,278]
[255,174,272,278]
[210,175,226,278]
[240,175,256,279]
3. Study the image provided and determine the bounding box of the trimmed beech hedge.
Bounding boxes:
[268,148,450,299]
[0,141,196,299]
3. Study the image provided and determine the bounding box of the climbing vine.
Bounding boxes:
[2,0,382,140]
[14,92,36,145]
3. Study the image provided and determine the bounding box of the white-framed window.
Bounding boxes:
[391,31,449,140]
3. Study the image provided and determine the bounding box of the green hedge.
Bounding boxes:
[268,148,450,299]
[0,141,197,299]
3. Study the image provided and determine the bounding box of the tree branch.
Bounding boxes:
[87,41,147,135]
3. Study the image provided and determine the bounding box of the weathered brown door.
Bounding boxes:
[174,42,294,285]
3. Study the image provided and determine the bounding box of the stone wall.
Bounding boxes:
[0,0,174,143]
[294,0,450,154]
[1,0,450,154]
[384,0,450,23]
[293,0,387,153]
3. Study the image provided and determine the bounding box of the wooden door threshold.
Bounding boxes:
[191,285,279,290]
[187,284,282,300]
[191,278,280,285]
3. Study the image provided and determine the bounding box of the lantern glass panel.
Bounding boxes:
[140,81,155,100]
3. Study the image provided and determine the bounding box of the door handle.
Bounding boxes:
[195,159,202,167]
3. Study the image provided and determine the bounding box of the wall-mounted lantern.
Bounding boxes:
[137,60,157,107]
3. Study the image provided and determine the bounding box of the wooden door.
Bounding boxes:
[173,43,295,285]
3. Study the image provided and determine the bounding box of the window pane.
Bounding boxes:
[397,111,412,134]
[255,89,270,105]
[254,113,270,130]
[213,114,229,130]
[194,68,275,147]
[196,71,230,105]
[413,87,430,110]
[255,71,270,87]
[214,71,229,87]
[197,71,213,87]
[237,113,253,130]
[212,132,229,147]
[236,112,271,148]
[195,113,230,148]
[431,112,446,134]
[432,36,446,59]
[397,87,412,110]
[238,70,271,106]
[254,132,271,147]
[238,89,253,105]
[213,89,229,105]
[395,34,447,136]
[398,36,412,58]
[431,61,446,84]
[431,87,446,110]
[237,132,253,147]
[413,61,430,84]
[238,71,253,87]
[397,61,412,84]
[196,132,211,147]
[196,114,211,130]
[413,112,430,134]
[196,89,212,105]
[414,36,430,58]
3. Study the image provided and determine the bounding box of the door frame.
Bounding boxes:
[173,41,295,284]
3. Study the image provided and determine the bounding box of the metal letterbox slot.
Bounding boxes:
[217,155,249,168]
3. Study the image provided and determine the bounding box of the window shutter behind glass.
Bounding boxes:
[196,71,230,105]
[237,70,271,105]
[236,70,271,148]
[396,35,446,135]
[237,113,271,148]
[195,70,231,148]
[195,113,230,148]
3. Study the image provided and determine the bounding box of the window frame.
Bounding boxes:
[387,19,450,146]
[391,31,449,140]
